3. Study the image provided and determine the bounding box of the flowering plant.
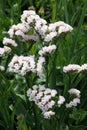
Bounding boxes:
[0,9,87,130]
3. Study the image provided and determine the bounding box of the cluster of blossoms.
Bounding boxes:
[0,46,11,57]
[66,88,80,108]
[21,10,73,42]
[3,37,17,47]
[38,45,56,56]
[8,55,46,77]
[27,85,66,119]
[8,55,36,75]
[27,85,80,119]
[2,10,73,50]
[0,10,73,76]
[27,85,57,119]
[36,57,45,77]
[63,64,87,73]
[58,95,65,107]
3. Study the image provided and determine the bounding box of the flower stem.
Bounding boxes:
[45,56,49,87]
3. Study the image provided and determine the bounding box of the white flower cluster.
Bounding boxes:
[38,45,56,56]
[5,10,73,45]
[3,37,17,47]
[66,88,80,108]
[58,95,65,107]
[68,88,80,98]
[44,21,73,42]
[8,23,38,41]
[36,57,45,77]
[8,55,46,77]
[0,46,11,57]
[63,64,87,73]
[0,47,5,57]
[0,65,5,71]
[27,85,81,118]
[63,64,81,73]
[81,64,87,71]
[27,85,57,119]
[8,55,36,75]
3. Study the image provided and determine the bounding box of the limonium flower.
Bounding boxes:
[44,32,57,42]
[4,46,11,54]
[8,55,36,75]
[66,88,81,108]
[3,37,17,47]
[7,10,73,44]
[66,98,80,108]
[63,64,87,73]
[42,110,55,119]
[81,64,87,71]
[36,56,45,77]
[0,47,5,57]
[27,85,57,119]
[38,45,56,56]
[68,88,80,98]
[0,46,11,57]
[58,95,65,107]
[63,64,81,73]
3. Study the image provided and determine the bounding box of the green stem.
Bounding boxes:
[63,73,71,96]
[45,56,49,87]
[33,104,38,130]
[63,0,69,23]
[25,74,38,130]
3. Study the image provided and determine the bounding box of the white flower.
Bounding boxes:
[8,25,17,37]
[8,23,30,38]
[21,10,36,24]
[38,45,56,56]
[0,47,5,57]
[35,92,43,100]
[27,85,57,119]
[51,90,57,97]
[27,89,32,96]
[32,85,38,90]
[43,110,55,119]
[44,88,51,95]
[48,23,56,32]
[16,23,30,33]
[46,100,55,109]
[81,64,87,71]
[54,21,73,34]
[3,37,17,47]
[58,95,65,107]
[66,101,74,108]
[4,46,11,54]
[8,55,36,75]
[66,88,80,108]
[41,95,51,103]
[39,85,46,91]
[68,88,80,98]
[0,66,5,71]
[73,98,80,105]
[35,24,48,37]
[36,57,45,77]
[58,24,73,34]
[66,98,80,108]
[15,30,26,39]
[44,32,57,42]
[63,64,81,73]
